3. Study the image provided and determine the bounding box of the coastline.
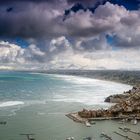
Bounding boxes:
[47,69,140,125]
[0,71,139,140]
[66,87,140,125]
[2,69,140,86]
[46,70,140,124]
[45,70,140,87]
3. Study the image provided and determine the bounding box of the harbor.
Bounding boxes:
[0,0,140,138]
[66,87,140,125]
[0,72,139,140]
[67,112,140,124]
[17,126,140,140]
[64,86,140,140]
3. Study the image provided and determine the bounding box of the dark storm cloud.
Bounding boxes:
[78,35,109,51]
[0,0,56,4]
[67,0,104,5]
[0,0,140,49]
[65,0,140,19]
[68,0,140,9]
[0,1,66,39]
[112,35,140,48]
[0,0,116,39]
[0,0,140,70]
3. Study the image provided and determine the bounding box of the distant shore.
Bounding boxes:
[4,69,140,86]
[45,69,140,87]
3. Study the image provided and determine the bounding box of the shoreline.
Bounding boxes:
[3,70,139,87]
[66,87,140,125]
[66,112,140,123]
[45,70,140,87]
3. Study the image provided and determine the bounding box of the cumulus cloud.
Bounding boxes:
[75,35,111,51]
[50,36,72,53]
[113,10,140,47]
[49,47,140,70]
[0,1,139,47]
[0,41,46,69]
[1,38,140,70]
[0,1,139,50]
[0,1,140,70]
[0,1,131,39]
[0,41,25,64]
[0,1,68,38]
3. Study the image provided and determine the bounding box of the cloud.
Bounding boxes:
[0,0,138,49]
[0,1,139,46]
[0,2,127,38]
[84,49,140,70]
[1,37,140,70]
[0,1,140,70]
[0,0,59,4]
[0,41,46,69]
[50,36,72,53]
[74,35,111,51]
[112,10,140,48]
[0,41,25,64]
[49,46,140,70]
[0,66,15,70]
[0,1,67,38]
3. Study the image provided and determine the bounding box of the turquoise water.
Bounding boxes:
[0,71,139,140]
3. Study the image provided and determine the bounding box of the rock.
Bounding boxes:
[105,94,127,103]
[105,87,140,103]
[104,96,111,102]
[78,87,140,119]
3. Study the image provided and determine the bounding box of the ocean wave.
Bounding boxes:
[52,97,106,106]
[0,101,24,108]
[50,74,131,106]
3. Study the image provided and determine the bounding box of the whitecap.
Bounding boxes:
[38,112,46,115]
[0,101,24,108]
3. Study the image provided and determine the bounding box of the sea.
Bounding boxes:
[0,71,139,140]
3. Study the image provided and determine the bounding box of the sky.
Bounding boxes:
[0,0,140,70]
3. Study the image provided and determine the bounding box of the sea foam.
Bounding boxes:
[52,75,132,106]
[0,101,24,108]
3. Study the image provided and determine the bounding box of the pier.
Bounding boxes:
[114,131,134,140]
[66,112,140,124]
[20,133,35,140]
[119,127,140,136]
[100,132,112,140]
[66,113,88,124]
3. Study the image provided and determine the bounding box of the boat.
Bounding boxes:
[119,127,130,132]
[131,119,137,125]
[83,136,92,140]
[66,137,74,140]
[0,121,7,125]
[118,118,127,124]
[85,121,91,127]
[20,133,35,140]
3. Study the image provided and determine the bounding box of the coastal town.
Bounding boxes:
[65,86,140,140]
[66,86,140,124]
